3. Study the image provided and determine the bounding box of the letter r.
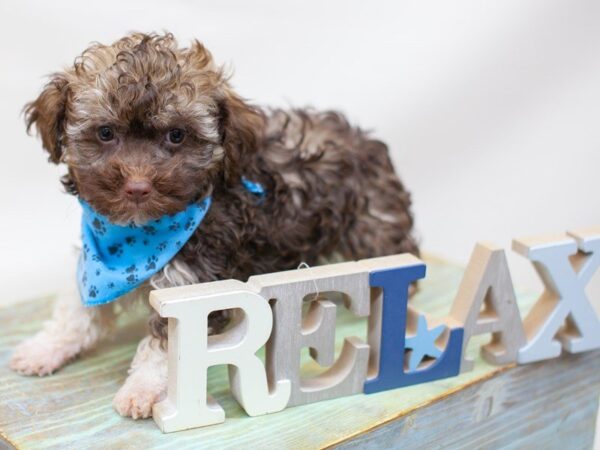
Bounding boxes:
[149,281,291,433]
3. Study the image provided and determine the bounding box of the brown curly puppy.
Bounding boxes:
[10,32,418,419]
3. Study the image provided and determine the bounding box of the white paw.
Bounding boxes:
[113,377,166,419]
[10,335,76,376]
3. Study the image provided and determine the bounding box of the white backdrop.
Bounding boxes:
[1,0,600,306]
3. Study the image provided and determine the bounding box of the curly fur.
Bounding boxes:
[14,32,419,418]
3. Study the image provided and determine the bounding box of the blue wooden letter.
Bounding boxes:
[364,263,464,394]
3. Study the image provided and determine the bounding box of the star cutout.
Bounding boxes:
[405,315,445,372]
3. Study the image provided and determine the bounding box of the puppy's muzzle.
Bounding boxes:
[123,179,152,204]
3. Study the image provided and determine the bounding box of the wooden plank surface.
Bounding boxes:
[0,257,594,449]
[337,351,600,449]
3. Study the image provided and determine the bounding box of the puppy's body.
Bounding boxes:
[179,108,417,281]
[11,33,418,419]
[146,106,418,341]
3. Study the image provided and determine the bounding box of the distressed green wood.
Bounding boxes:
[336,351,600,449]
[0,257,596,449]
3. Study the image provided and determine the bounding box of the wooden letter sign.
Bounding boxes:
[149,227,600,433]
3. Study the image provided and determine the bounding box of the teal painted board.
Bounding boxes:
[337,351,600,449]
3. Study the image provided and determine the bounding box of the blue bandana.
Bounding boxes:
[78,178,264,306]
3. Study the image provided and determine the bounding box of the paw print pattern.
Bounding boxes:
[79,193,215,305]
[124,265,139,285]
[92,218,107,235]
[145,255,158,271]
[82,244,90,261]
[142,225,157,236]
[108,243,123,257]
[184,218,196,231]
[126,274,139,284]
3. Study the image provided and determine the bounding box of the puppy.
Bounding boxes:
[10,32,419,419]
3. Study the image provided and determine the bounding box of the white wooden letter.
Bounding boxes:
[513,228,600,364]
[449,242,526,372]
[149,280,291,433]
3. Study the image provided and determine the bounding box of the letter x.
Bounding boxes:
[513,229,600,363]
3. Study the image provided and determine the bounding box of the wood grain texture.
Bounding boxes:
[449,242,526,372]
[0,256,594,449]
[513,230,600,363]
[150,283,291,432]
[334,351,600,450]
[249,260,372,407]
[364,262,463,393]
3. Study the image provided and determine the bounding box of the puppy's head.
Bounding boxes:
[25,32,262,224]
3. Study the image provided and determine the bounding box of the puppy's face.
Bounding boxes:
[25,33,261,224]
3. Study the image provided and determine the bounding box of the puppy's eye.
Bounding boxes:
[167,128,186,145]
[97,126,115,142]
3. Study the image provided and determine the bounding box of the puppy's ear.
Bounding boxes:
[24,73,69,164]
[217,91,263,185]
[185,40,263,184]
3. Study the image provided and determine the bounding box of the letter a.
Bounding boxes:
[450,242,526,372]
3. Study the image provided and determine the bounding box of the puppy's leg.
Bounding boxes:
[113,334,167,419]
[113,259,234,419]
[10,280,115,376]
[113,260,196,419]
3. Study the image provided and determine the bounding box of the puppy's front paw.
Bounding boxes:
[10,335,75,376]
[113,376,166,419]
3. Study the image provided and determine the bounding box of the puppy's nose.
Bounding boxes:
[123,179,152,203]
